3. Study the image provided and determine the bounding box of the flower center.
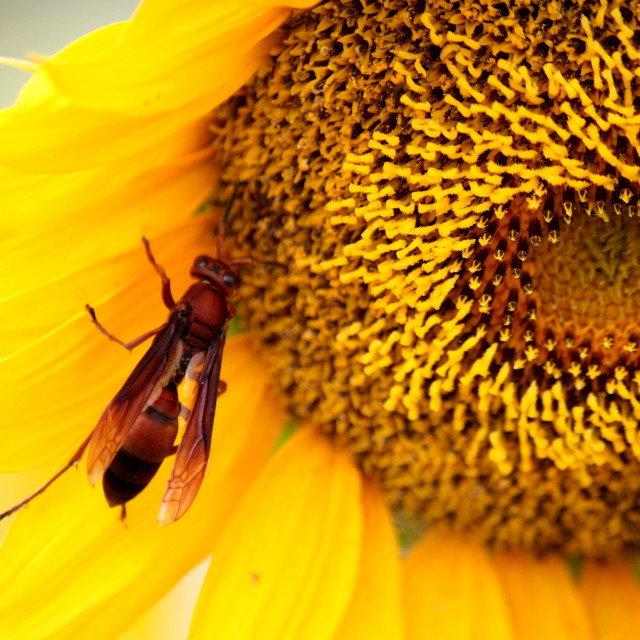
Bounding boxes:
[536,208,640,332]
[215,0,640,556]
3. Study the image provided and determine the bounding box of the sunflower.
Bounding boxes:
[2,0,640,638]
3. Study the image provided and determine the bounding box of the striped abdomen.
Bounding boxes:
[102,382,180,506]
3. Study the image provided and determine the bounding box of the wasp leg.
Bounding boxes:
[86,305,166,351]
[0,433,93,520]
[142,237,175,309]
[119,504,129,529]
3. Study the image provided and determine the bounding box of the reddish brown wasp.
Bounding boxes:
[1,213,248,525]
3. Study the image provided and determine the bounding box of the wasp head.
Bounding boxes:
[190,255,241,296]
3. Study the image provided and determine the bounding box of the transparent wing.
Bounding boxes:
[86,314,188,486]
[157,333,225,525]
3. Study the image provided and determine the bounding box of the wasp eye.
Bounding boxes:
[194,256,209,269]
[222,272,240,288]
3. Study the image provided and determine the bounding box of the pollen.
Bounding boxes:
[215,0,640,556]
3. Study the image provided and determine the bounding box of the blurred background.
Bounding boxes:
[0,0,138,107]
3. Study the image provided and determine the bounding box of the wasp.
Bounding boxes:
[1,215,248,525]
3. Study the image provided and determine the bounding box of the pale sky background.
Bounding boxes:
[0,0,139,107]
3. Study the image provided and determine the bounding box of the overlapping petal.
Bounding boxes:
[493,552,593,640]
[580,560,640,640]
[333,480,404,640]
[0,0,316,172]
[0,116,216,241]
[0,155,217,329]
[189,427,362,640]
[0,0,317,302]
[0,336,282,640]
[40,0,316,115]
[404,533,515,640]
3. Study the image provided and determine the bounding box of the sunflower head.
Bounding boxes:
[215,0,640,557]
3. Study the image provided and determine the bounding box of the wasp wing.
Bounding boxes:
[86,313,189,486]
[157,332,226,525]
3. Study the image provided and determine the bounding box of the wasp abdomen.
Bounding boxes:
[102,383,180,506]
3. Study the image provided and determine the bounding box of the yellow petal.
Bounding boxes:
[117,560,209,640]
[333,479,404,640]
[580,560,640,640]
[41,0,318,114]
[0,336,282,640]
[189,427,362,640]
[0,115,215,232]
[0,463,59,539]
[0,152,217,312]
[0,63,211,172]
[404,533,515,640]
[0,214,218,470]
[493,551,593,640]
[0,1,315,173]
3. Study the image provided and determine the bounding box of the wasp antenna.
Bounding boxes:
[230,258,255,268]
[216,184,239,258]
[230,257,287,272]
[262,259,287,272]
[233,258,287,273]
